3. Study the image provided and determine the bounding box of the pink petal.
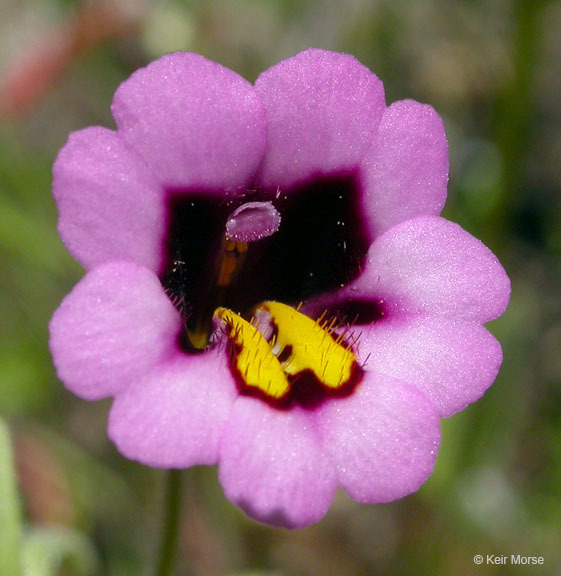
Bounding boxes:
[112,52,266,192]
[358,317,503,417]
[255,48,385,190]
[218,398,337,528]
[53,127,166,272]
[49,262,180,400]
[108,352,236,468]
[360,100,448,236]
[315,373,440,503]
[348,216,511,323]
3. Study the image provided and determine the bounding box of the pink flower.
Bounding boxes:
[49,49,510,528]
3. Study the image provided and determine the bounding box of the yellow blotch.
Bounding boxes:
[214,307,290,399]
[260,301,356,390]
[215,302,358,400]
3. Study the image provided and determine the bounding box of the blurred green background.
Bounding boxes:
[1,0,560,574]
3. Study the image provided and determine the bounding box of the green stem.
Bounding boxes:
[155,470,183,576]
[493,0,545,239]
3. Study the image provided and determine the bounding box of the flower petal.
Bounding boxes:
[360,100,448,236]
[112,52,266,192]
[49,262,180,400]
[255,48,385,190]
[108,352,236,468]
[348,216,511,322]
[315,373,440,503]
[53,127,166,272]
[219,398,337,528]
[358,317,503,417]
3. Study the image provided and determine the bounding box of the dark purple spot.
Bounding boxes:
[276,345,293,364]
[329,298,388,325]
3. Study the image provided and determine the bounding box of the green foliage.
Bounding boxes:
[22,528,100,576]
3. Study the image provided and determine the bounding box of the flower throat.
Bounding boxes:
[161,173,370,347]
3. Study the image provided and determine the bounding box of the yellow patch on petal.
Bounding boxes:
[260,301,357,390]
[214,307,290,399]
[215,301,358,401]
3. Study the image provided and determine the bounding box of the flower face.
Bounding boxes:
[49,49,510,528]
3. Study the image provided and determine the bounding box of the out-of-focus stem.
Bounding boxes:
[155,470,183,576]
[494,0,545,235]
